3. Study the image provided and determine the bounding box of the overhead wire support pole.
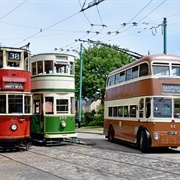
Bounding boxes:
[163,17,167,54]
[78,43,83,128]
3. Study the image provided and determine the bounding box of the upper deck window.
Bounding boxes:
[107,76,115,86]
[70,62,74,75]
[152,63,169,76]
[115,74,120,84]
[37,61,43,74]
[32,62,36,75]
[7,51,21,67]
[125,69,131,81]
[45,60,53,74]
[132,66,138,79]
[139,63,148,77]
[120,72,125,82]
[172,64,180,76]
[55,61,68,73]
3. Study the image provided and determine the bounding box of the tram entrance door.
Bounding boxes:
[31,95,44,134]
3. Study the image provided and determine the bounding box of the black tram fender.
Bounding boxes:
[137,126,152,148]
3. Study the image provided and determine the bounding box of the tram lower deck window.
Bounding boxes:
[56,99,68,114]
[0,95,6,113]
[45,97,54,114]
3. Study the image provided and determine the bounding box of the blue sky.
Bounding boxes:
[0,0,180,57]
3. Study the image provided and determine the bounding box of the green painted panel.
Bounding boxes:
[44,115,75,133]
[32,88,75,92]
[30,115,42,133]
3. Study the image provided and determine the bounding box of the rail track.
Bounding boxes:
[1,144,180,179]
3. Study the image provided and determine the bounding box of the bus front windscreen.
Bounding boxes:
[153,98,172,118]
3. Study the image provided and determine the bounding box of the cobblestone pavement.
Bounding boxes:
[0,130,180,180]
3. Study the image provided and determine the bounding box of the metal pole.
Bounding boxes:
[78,43,83,128]
[163,17,167,54]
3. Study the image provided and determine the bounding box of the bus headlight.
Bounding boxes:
[11,124,18,131]
[61,121,66,127]
[154,133,160,140]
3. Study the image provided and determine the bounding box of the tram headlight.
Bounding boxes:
[61,121,66,128]
[11,124,18,131]
[154,133,160,140]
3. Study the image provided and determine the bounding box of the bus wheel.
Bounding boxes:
[108,126,114,142]
[139,130,148,153]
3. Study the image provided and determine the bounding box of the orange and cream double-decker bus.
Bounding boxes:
[104,53,180,152]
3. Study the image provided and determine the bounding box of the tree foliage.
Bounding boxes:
[75,45,134,104]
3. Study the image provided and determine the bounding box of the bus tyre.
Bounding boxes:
[108,126,114,142]
[139,130,148,153]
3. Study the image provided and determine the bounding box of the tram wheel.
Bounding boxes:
[108,125,114,142]
[139,130,148,153]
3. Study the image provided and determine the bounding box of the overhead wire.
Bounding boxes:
[55,0,106,52]
[0,0,29,21]
[12,11,80,46]
[99,0,154,42]
[100,0,167,45]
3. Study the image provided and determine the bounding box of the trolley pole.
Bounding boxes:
[163,17,167,54]
[78,43,83,128]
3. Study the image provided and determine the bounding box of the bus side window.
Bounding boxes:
[146,98,151,118]
[107,76,115,86]
[124,106,129,117]
[139,98,144,118]
[174,99,180,118]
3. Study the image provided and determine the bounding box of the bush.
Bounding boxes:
[87,105,104,127]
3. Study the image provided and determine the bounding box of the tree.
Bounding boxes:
[75,45,134,105]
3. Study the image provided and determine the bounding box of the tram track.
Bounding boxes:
[46,145,180,176]
[0,152,67,180]
[29,144,180,178]
[1,144,180,179]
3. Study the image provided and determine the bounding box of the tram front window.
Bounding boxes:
[8,95,23,113]
[153,98,172,118]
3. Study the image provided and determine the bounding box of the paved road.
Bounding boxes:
[0,128,180,180]
[77,128,180,159]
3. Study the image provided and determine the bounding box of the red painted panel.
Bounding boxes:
[0,115,30,139]
[0,69,31,91]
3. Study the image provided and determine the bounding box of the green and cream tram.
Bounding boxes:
[30,53,77,144]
